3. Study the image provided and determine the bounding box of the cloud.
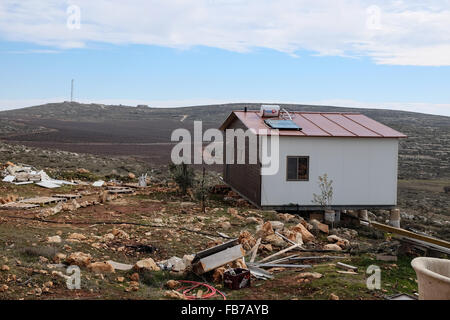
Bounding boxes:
[0,97,449,117]
[0,0,449,65]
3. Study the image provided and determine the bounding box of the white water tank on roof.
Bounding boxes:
[260,105,280,118]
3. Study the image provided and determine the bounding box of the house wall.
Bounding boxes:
[260,136,399,207]
[223,118,261,206]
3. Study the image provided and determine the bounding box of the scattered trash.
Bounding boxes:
[224,268,251,290]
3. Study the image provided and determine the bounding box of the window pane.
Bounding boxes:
[298,157,308,180]
[287,157,297,180]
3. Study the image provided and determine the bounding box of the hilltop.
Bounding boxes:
[0,101,449,180]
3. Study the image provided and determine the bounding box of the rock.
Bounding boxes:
[182,254,194,268]
[268,221,284,231]
[77,168,90,174]
[227,208,239,215]
[128,172,136,179]
[38,203,63,218]
[111,228,130,240]
[66,252,92,267]
[134,258,160,271]
[238,230,256,251]
[53,253,66,263]
[101,233,115,242]
[62,199,80,211]
[330,293,339,300]
[117,277,124,283]
[67,233,87,241]
[166,280,181,289]
[278,213,296,222]
[296,272,323,279]
[245,217,263,225]
[164,290,187,300]
[264,234,285,247]
[0,284,8,292]
[167,256,186,272]
[130,273,140,281]
[327,235,343,242]
[327,235,349,249]
[213,267,226,283]
[87,261,115,274]
[283,230,303,245]
[290,223,315,243]
[220,222,231,230]
[1,265,10,271]
[47,235,62,244]
[255,221,274,239]
[259,244,273,252]
[309,219,329,234]
[324,244,342,251]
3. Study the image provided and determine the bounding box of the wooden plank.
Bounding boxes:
[250,263,312,269]
[250,238,261,263]
[336,262,358,271]
[275,231,298,246]
[370,221,450,249]
[193,244,245,274]
[193,238,239,262]
[259,243,301,263]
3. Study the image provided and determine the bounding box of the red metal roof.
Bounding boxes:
[220,111,407,138]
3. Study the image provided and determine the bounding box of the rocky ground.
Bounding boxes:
[0,173,443,300]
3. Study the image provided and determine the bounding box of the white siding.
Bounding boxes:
[260,137,399,207]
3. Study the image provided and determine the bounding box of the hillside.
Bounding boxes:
[0,101,449,179]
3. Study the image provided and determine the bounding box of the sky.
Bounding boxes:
[0,0,449,116]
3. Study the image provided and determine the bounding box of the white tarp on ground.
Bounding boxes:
[1,164,77,189]
[92,180,105,187]
[2,175,15,182]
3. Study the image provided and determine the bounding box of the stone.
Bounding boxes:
[220,222,231,230]
[296,272,323,279]
[47,235,62,244]
[0,284,8,292]
[128,172,136,179]
[268,221,284,231]
[166,280,181,289]
[227,208,239,215]
[117,277,125,282]
[324,244,342,251]
[67,233,87,241]
[167,256,186,272]
[53,253,66,263]
[111,228,130,240]
[330,293,340,300]
[309,219,329,234]
[283,230,303,245]
[164,290,187,300]
[182,254,194,268]
[238,230,256,251]
[134,258,160,271]
[88,261,115,274]
[278,213,296,222]
[1,265,10,271]
[246,217,263,225]
[213,267,226,283]
[290,223,315,243]
[130,273,140,281]
[66,252,92,267]
[101,233,115,242]
[264,234,285,247]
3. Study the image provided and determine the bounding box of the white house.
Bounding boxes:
[219,106,407,211]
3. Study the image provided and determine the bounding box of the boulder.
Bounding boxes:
[134,258,160,271]
[47,235,62,244]
[324,244,342,251]
[264,234,285,247]
[66,252,92,267]
[296,272,323,279]
[87,261,115,274]
[67,233,87,241]
[227,208,239,215]
[166,280,181,289]
[167,256,186,272]
[268,221,284,232]
[238,230,256,251]
[290,223,315,243]
[309,219,329,234]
